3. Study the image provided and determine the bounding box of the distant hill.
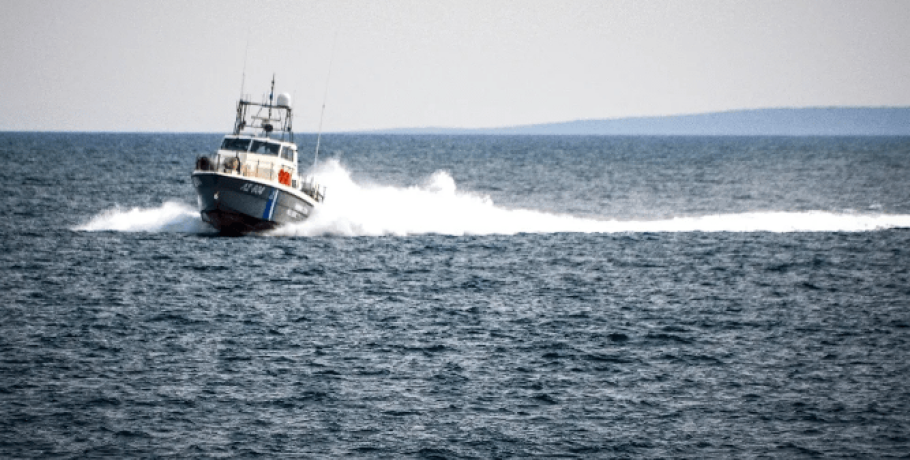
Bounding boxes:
[371,108,910,136]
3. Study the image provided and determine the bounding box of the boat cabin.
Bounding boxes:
[215,135,299,188]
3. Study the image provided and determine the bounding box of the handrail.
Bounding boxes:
[194,154,326,203]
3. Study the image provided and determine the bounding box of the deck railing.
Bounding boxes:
[195,155,326,203]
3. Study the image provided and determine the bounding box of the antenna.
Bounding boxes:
[313,31,339,173]
[239,30,250,101]
[268,73,275,119]
[235,31,251,134]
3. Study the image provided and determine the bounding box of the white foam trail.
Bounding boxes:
[269,159,910,237]
[604,212,910,233]
[72,161,910,236]
[75,201,214,233]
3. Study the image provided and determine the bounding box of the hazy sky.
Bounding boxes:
[2,0,909,132]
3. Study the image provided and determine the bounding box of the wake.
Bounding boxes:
[76,159,910,236]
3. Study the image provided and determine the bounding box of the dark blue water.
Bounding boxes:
[2,133,910,457]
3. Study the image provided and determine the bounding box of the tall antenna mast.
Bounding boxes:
[235,31,251,134]
[313,32,339,173]
[239,31,250,100]
[268,73,275,119]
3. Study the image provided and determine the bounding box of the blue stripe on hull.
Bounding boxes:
[262,189,280,220]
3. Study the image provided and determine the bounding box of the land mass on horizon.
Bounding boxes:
[362,108,910,136]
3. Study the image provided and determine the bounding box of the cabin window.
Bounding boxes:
[250,140,282,156]
[221,138,251,152]
[281,148,293,161]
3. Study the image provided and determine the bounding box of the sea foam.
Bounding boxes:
[270,159,910,236]
[75,201,213,233]
[76,159,910,236]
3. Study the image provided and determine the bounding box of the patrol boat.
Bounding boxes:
[192,77,325,235]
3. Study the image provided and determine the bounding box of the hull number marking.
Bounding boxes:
[240,183,267,195]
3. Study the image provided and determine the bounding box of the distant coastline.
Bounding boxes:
[363,107,910,136]
[4,107,908,136]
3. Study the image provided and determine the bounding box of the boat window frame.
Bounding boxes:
[220,138,252,152]
[280,146,294,161]
[250,139,283,156]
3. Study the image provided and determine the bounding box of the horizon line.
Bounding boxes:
[2,106,909,134]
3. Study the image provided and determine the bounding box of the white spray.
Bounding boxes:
[76,161,910,235]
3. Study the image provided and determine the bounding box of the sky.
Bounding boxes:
[2,0,909,132]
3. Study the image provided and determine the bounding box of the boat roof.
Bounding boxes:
[221,134,297,148]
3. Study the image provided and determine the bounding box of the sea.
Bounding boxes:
[2,132,909,458]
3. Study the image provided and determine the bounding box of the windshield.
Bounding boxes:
[221,138,251,152]
[250,140,282,156]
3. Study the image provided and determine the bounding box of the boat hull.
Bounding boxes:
[192,172,315,235]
